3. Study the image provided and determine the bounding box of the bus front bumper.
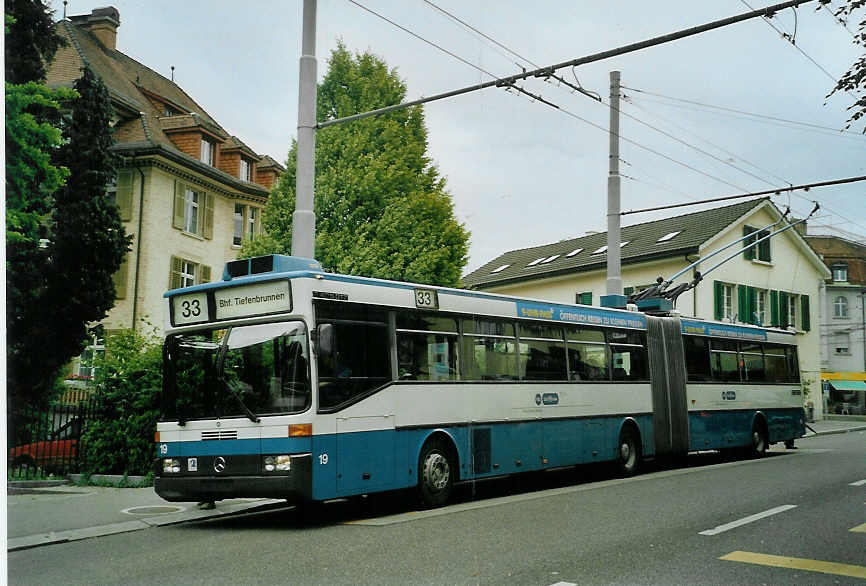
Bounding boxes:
[154,454,312,502]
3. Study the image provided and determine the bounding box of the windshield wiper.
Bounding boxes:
[216,336,260,424]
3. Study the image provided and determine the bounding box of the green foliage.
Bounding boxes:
[828,1,866,132]
[243,43,470,287]
[7,67,130,409]
[80,329,162,476]
[5,0,65,84]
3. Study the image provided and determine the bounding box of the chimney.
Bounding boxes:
[69,7,120,50]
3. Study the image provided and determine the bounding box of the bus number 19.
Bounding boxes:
[318,453,329,465]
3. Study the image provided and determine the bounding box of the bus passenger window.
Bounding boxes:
[740,342,766,382]
[608,330,648,381]
[566,327,608,381]
[518,324,566,381]
[710,339,740,382]
[462,318,518,381]
[316,321,390,411]
[763,344,788,382]
[683,336,711,382]
[397,332,458,381]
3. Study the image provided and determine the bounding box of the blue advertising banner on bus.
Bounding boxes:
[516,301,647,329]
[681,319,767,341]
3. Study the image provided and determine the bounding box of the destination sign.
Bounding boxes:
[214,280,291,321]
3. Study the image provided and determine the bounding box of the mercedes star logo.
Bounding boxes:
[214,456,226,473]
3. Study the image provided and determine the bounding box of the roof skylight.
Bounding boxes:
[541,254,561,264]
[526,258,545,267]
[490,264,510,273]
[591,245,608,255]
[566,248,584,257]
[656,231,682,243]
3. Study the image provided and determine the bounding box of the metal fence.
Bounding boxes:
[7,399,101,480]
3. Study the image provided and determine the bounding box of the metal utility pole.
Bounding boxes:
[606,71,623,297]
[292,0,317,259]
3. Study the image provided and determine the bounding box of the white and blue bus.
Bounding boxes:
[154,255,805,507]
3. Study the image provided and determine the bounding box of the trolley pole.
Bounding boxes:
[605,71,623,299]
[292,0,317,259]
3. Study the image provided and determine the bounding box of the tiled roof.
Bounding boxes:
[47,18,269,196]
[463,197,771,289]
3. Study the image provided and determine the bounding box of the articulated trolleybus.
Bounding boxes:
[155,255,805,507]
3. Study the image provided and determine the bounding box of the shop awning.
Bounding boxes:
[829,380,866,392]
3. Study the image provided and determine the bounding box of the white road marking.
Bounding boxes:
[849,479,866,486]
[549,583,577,586]
[699,504,797,536]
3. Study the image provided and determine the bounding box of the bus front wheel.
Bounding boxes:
[418,439,454,508]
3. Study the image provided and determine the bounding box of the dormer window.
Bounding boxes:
[200,138,215,166]
[240,158,252,181]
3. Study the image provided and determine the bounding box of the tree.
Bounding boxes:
[7,66,131,409]
[827,1,866,132]
[5,0,65,84]
[243,44,470,287]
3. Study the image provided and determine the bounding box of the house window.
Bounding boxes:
[248,207,258,238]
[722,284,733,320]
[169,256,212,289]
[576,292,592,305]
[787,295,797,329]
[77,334,105,378]
[756,289,768,325]
[832,263,848,282]
[234,204,244,246]
[184,188,199,234]
[240,158,252,181]
[834,296,849,318]
[834,332,850,355]
[743,226,771,262]
[200,138,215,166]
[173,181,213,239]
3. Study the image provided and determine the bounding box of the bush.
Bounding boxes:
[80,329,162,476]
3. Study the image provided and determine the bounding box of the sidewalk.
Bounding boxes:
[7,419,865,552]
[6,483,287,552]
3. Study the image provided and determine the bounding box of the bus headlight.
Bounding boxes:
[263,455,291,472]
[163,459,180,473]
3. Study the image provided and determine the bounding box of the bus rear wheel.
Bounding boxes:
[616,426,641,476]
[418,439,454,508]
[749,422,768,458]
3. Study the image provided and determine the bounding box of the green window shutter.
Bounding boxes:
[742,226,756,260]
[736,285,746,321]
[624,287,634,296]
[172,181,185,229]
[779,291,790,328]
[758,231,771,262]
[115,170,134,222]
[169,256,183,289]
[112,254,129,299]
[576,292,592,305]
[199,264,212,284]
[203,192,214,239]
[801,294,810,331]
[714,281,724,320]
[747,286,757,325]
[770,290,780,326]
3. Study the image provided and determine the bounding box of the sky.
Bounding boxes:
[52,0,865,273]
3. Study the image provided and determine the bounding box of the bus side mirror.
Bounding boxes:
[316,324,334,357]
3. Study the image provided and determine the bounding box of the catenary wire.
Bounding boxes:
[349,0,752,191]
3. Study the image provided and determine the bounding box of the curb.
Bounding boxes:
[7,480,70,489]
[7,498,288,552]
[68,474,149,487]
[805,425,866,437]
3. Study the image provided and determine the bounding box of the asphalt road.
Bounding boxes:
[8,431,866,585]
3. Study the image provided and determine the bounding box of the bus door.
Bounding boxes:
[335,414,396,494]
[646,316,689,456]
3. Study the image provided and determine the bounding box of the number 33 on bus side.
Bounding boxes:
[414,289,438,309]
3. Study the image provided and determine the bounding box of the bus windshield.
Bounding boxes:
[163,321,311,422]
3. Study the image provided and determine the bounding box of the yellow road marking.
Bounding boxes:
[851,522,866,533]
[721,551,866,580]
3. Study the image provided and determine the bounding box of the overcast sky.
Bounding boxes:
[53,0,865,272]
